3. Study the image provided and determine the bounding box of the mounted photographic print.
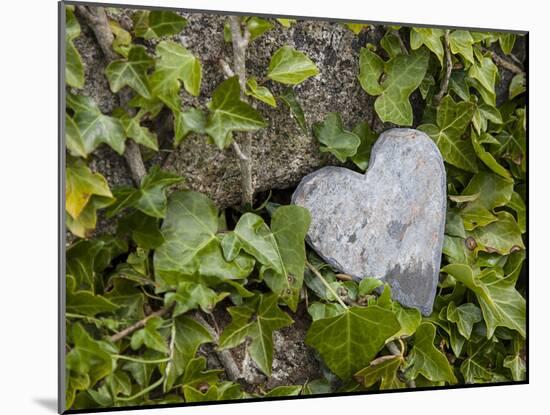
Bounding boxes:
[59,0,528,413]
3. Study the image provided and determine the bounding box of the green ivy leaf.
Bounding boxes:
[223,207,309,309]
[503,353,526,381]
[118,210,165,249]
[267,46,319,85]
[68,94,127,155]
[133,10,187,39]
[204,76,266,149]
[462,171,514,211]
[174,107,206,145]
[164,316,212,392]
[345,23,369,35]
[358,277,383,295]
[222,213,282,274]
[390,303,422,340]
[302,379,331,395]
[305,305,400,380]
[420,73,436,100]
[355,356,405,389]
[165,281,228,317]
[183,382,244,402]
[103,277,145,321]
[219,294,293,375]
[65,8,84,89]
[358,48,385,96]
[471,132,511,179]
[276,18,296,28]
[472,104,502,134]
[150,41,202,98]
[380,32,403,59]
[410,28,444,64]
[468,57,498,106]
[351,121,378,170]
[66,114,87,158]
[154,191,254,288]
[263,385,302,397]
[66,195,115,238]
[115,109,159,151]
[445,208,467,238]
[266,205,311,311]
[469,211,525,255]
[154,189,217,284]
[405,322,457,384]
[130,316,169,354]
[66,159,113,219]
[368,48,430,126]
[442,264,526,338]
[508,192,526,233]
[246,78,276,107]
[246,17,273,41]
[308,302,347,320]
[419,95,477,172]
[312,113,360,162]
[67,275,119,316]
[135,166,183,218]
[66,324,114,390]
[460,340,495,383]
[446,301,482,339]
[105,46,154,99]
[66,42,85,89]
[449,30,475,65]
[279,87,307,133]
[509,73,526,99]
[65,6,80,40]
[499,33,516,55]
[496,108,526,164]
[109,19,132,58]
[224,17,273,43]
[180,357,223,391]
[66,371,90,409]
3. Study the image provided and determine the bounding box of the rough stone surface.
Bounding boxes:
[163,13,386,208]
[292,128,446,315]
[73,10,395,210]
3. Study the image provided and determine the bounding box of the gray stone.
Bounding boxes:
[292,128,446,315]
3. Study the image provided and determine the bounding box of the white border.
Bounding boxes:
[1,1,545,414]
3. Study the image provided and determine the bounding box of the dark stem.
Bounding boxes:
[482,47,525,75]
[75,5,146,185]
[433,30,452,106]
[193,312,242,382]
[228,16,254,208]
[109,306,173,343]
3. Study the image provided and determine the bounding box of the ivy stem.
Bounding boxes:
[481,46,525,75]
[192,312,243,382]
[65,312,121,331]
[75,5,147,185]
[433,30,452,106]
[386,339,416,388]
[108,305,173,343]
[392,29,409,56]
[228,15,254,208]
[305,260,349,309]
[117,375,165,402]
[114,355,171,364]
[75,6,118,61]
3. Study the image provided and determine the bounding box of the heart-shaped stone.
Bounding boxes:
[292,128,446,315]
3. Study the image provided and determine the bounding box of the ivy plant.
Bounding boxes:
[64,5,526,411]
